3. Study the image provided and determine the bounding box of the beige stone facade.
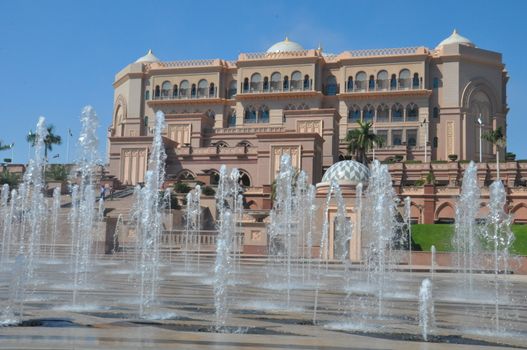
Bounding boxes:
[108,31,508,188]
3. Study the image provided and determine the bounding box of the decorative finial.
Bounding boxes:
[284,36,289,42]
[317,42,323,52]
[453,29,458,35]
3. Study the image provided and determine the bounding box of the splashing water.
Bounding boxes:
[419,278,435,341]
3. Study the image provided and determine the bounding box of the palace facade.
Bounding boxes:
[107,30,508,188]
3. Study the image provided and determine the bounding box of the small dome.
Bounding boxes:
[266,37,304,53]
[321,160,370,185]
[436,29,475,49]
[135,49,160,63]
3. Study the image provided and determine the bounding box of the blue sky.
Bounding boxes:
[0,0,526,163]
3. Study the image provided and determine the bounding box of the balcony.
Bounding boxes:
[151,87,219,101]
[240,80,313,94]
[344,79,424,93]
[176,145,254,157]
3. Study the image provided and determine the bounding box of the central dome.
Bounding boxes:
[266,37,304,53]
[321,160,370,185]
[436,29,475,49]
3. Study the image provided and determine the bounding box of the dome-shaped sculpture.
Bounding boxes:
[266,37,304,53]
[436,29,475,49]
[320,160,370,185]
[135,49,160,63]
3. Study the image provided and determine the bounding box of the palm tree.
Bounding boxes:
[344,121,384,165]
[27,124,62,160]
[0,141,11,151]
[482,126,506,179]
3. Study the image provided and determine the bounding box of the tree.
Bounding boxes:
[344,121,384,165]
[27,124,62,160]
[0,141,12,151]
[482,126,506,178]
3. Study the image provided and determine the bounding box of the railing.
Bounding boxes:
[211,126,285,134]
[152,87,218,100]
[160,230,244,251]
[241,80,313,94]
[176,145,253,156]
[344,79,423,93]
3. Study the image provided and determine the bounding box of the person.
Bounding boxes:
[100,185,105,200]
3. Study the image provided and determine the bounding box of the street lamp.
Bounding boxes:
[477,114,483,163]
[420,118,429,163]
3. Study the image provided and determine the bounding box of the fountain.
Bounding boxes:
[430,245,436,278]
[419,278,434,341]
[49,187,61,259]
[184,184,202,272]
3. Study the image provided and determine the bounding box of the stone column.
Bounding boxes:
[423,184,435,224]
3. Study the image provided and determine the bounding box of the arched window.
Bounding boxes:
[413,73,420,89]
[154,85,160,98]
[303,74,310,90]
[216,141,228,148]
[238,170,251,187]
[433,77,440,89]
[250,73,261,92]
[258,105,269,123]
[145,90,150,100]
[176,170,195,181]
[363,104,375,122]
[271,72,281,91]
[243,78,249,92]
[406,129,417,147]
[291,71,302,90]
[161,81,171,98]
[433,137,438,148]
[210,170,220,185]
[433,107,439,118]
[368,75,375,90]
[284,103,296,110]
[399,69,411,89]
[237,140,252,148]
[347,76,353,92]
[244,105,257,123]
[298,102,309,110]
[197,79,208,97]
[377,103,389,121]
[173,84,178,97]
[263,77,269,91]
[209,82,215,97]
[390,74,397,90]
[228,109,236,127]
[377,70,388,90]
[191,83,196,97]
[325,75,337,95]
[348,104,361,123]
[228,80,237,98]
[391,103,403,122]
[406,103,419,121]
[180,80,189,97]
[283,75,289,90]
[355,71,367,91]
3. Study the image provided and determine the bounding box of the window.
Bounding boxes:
[191,83,196,97]
[271,72,281,91]
[228,80,237,98]
[377,130,388,145]
[406,103,419,121]
[197,79,208,97]
[433,77,439,89]
[239,171,251,187]
[244,106,257,123]
[363,104,374,122]
[433,107,439,118]
[399,69,411,89]
[228,110,236,127]
[433,137,438,148]
[173,84,178,97]
[154,85,160,98]
[291,71,302,90]
[355,71,367,91]
[283,76,289,90]
[376,103,389,122]
[377,70,388,90]
[258,105,269,123]
[206,109,215,120]
[145,90,150,100]
[250,73,262,91]
[243,78,249,92]
[392,129,403,146]
[180,80,189,97]
[348,105,361,123]
[161,81,171,97]
[176,170,195,181]
[144,116,149,127]
[303,74,310,90]
[391,103,403,122]
[263,77,269,91]
[368,75,375,90]
[325,75,337,95]
[413,73,420,89]
[347,76,353,91]
[406,129,417,147]
[209,82,215,97]
[390,74,397,90]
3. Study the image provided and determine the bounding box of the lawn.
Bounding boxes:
[411,224,527,256]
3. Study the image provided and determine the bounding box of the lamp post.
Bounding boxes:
[477,114,483,163]
[420,118,429,163]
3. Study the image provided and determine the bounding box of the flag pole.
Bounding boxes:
[66,129,71,164]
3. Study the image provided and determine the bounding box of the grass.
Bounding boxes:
[411,224,527,256]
